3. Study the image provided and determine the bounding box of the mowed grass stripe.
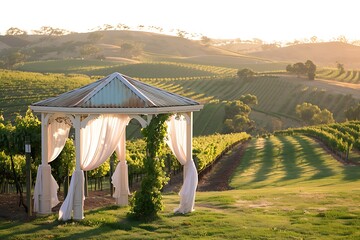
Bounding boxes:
[230,135,358,190]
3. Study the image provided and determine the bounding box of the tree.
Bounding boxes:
[345,103,360,120]
[292,62,307,77]
[32,26,69,36]
[239,94,258,105]
[312,109,335,124]
[6,27,27,36]
[201,36,211,46]
[305,60,316,80]
[337,62,345,74]
[120,43,141,58]
[13,108,41,162]
[310,36,318,43]
[79,44,100,58]
[223,100,254,133]
[237,68,256,79]
[0,49,28,69]
[286,60,317,80]
[87,32,103,43]
[295,102,334,125]
[129,114,169,221]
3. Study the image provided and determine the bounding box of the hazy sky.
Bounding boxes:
[1,0,358,42]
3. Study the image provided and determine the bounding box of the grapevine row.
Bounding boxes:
[275,121,360,161]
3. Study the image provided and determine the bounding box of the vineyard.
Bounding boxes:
[317,68,360,84]
[275,121,360,164]
[0,122,250,194]
[1,68,359,135]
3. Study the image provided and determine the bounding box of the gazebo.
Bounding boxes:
[30,72,203,221]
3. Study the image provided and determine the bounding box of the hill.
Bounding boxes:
[249,42,360,69]
[1,30,283,71]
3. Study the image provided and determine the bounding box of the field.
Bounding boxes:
[1,135,359,239]
[2,62,359,134]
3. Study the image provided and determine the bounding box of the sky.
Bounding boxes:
[1,0,358,42]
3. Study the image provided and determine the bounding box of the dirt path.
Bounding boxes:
[197,142,247,191]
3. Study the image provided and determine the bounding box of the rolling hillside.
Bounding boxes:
[249,42,360,69]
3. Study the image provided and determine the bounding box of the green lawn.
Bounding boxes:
[1,135,359,239]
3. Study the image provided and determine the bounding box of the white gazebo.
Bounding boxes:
[30,72,203,221]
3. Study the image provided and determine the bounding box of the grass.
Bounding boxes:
[1,135,359,239]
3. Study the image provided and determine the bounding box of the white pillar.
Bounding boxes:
[73,114,84,220]
[186,112,193,165]
[39,113,52,214]
[117,132,129,206]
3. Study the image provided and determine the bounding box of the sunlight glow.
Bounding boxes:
[1,0,358,42]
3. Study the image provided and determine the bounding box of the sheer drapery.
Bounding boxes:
[112,137,130,199]
[59,114,130,220]
[166,114,198,213]
[34,117,71,212]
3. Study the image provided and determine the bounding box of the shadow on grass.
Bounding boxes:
[0,216,59,240]
[278,136,302,180]
[251,139,274,183]
[294,135,334,180]
[55,206,161,240]
[342,165,360,181]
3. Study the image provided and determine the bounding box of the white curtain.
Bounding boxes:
[112,137,130,200]
[34,117,71,212]
[59,114,130,220]
[166,114,198,214]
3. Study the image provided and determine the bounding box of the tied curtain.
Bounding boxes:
[166,114,198,214]
[34,117,71,212]
[111,136,130,199]
[59,114,130,221]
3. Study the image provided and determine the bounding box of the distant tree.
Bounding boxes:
[286,60,317,80]
[0,48,28,69]
[79,44,99,58]
[292,62,307,77]
[137,25,145,31]
[32,26,69,36]
[239,94,258,105]
[336,35,348,43]
[87,32,103,43]
[116,23,130,30]
[6,27,27,36]
[286,64,293,72]
[120,43,141,58]
[237,68,256,79]
[312,109,335,124]
[295,102,334,125]
[305,60,316,80]
[310,36,318,43]
[176,29,188,38]
[345,103,360,120]
[201,36,211,46]
[223,100,254,133]
[337,62,345,74]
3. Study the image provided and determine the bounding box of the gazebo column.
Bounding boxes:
[73,114,84,220]
[38,113,52,214]
[186,112,193,164]
[116,132,129,205]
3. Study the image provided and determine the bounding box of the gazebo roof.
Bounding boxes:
[31,72,203,114]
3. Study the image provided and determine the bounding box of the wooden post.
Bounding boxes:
[25,136,32,217]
